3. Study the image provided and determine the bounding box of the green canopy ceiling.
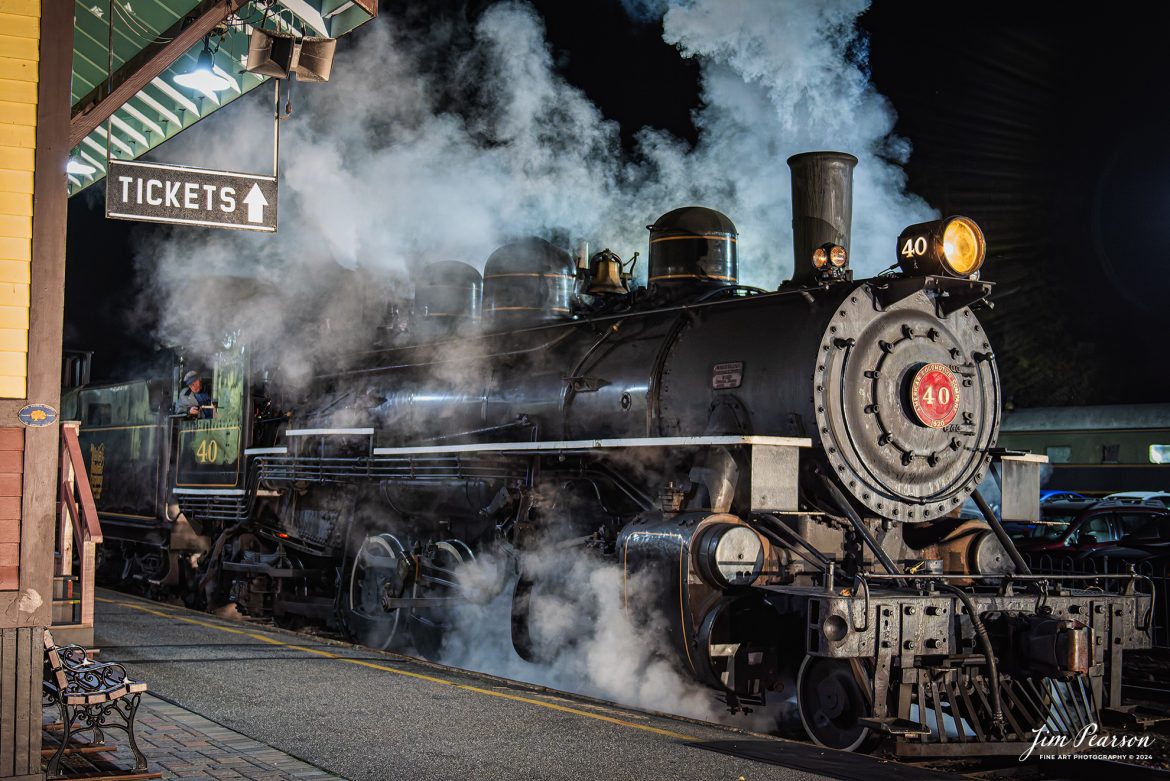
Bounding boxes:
[68,0,376,195]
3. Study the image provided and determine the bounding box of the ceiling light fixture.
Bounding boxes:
[66,157,97,176]
[173,37,233,93]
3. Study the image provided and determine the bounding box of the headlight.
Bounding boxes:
[695,523,764,589]
[897,216,986,278]
[812,246,828,268]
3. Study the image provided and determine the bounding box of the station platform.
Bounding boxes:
[44,691,337,781]
[83,589,952,781]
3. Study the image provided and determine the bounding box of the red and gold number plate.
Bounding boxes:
[910,363,960,428]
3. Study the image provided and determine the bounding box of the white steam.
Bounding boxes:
[648,0,932,268]
[441,544,767,726]
[138,0,931,367]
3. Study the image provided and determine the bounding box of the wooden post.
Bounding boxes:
[0,0,73,777]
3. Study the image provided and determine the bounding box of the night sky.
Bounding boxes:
[65,2,1170,407]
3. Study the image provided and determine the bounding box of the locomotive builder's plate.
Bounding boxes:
[909,363,959,428]
[712,361,744,389]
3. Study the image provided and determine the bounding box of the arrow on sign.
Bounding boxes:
[243,183,269,224]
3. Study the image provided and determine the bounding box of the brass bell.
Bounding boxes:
[586,249,629,296]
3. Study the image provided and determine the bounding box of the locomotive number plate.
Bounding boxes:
[712,361,743,389]
[910,363,960,428]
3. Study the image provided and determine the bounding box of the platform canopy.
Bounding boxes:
[67,0,376,195]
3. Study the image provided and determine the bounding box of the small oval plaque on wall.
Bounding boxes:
[18,404,58,427]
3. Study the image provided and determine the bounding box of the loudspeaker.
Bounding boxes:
[246,28,299,79]
[293,36,336,83]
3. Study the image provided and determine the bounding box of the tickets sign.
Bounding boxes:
[106,160,277,232]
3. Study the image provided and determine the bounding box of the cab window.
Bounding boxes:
[85,402,110,426]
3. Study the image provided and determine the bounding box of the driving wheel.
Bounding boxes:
[345,532,410,650]
[409,539,474,658]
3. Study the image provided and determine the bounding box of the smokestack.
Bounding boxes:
[786,151,858,286]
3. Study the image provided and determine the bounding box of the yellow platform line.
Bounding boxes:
[96,596,695,741]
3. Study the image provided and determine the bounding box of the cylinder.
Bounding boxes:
[648,207,738,296]
[413,261,482,333]
[482,237,576,329]
[787,151,858,286]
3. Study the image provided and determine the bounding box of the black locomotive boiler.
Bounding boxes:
[65,152,1152,756]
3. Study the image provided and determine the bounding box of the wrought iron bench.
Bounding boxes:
[42,630,148,778]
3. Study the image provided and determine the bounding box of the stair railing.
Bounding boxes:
[55,421,102,629]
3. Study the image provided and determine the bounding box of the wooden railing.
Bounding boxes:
[54,421,102,634]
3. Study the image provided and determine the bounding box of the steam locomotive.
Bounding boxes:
[64,152,1151,756]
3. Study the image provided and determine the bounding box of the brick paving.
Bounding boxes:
[47,693,345,781]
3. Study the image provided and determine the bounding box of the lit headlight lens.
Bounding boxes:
[942,217,984,275]
[897,215,986,278]
[829,245,847,267]
[812,247,828,268]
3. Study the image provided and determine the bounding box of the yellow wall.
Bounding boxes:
[0,0,37,400]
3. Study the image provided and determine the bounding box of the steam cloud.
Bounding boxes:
[136,0,932,382]
[441,544,745,725]
[123,0,934,725]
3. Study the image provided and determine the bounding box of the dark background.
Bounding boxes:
[65,2,1170,408]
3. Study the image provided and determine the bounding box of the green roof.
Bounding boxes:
[68,0,375,195]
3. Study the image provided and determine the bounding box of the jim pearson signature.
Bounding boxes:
[1020,723,1155,761]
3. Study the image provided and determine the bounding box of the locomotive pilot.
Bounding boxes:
[176,370,215,419]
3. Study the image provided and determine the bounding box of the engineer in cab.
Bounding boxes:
[175,370,216,419]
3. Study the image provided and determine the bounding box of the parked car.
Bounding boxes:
[1004,499,1093,546]
[1010,500,1170,557]
[1041,490,1087,503]
[1103,491,1170,507]
[1076,503,1170,570]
